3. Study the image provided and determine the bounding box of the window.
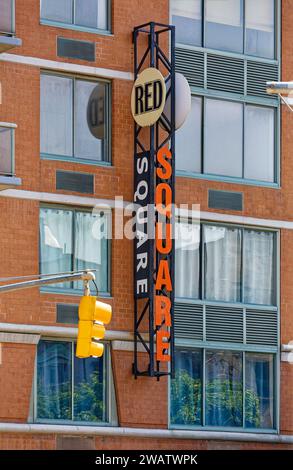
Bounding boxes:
[171,348,275,430]
[171,0,276,59]
[0,125,14,175]
[176,96,276,184]
[39,207,110,293]
[41,0,109,32]
[40,73,110,164]
[35,340,109,423]
[175,221,276,306]
[0,0,14,34]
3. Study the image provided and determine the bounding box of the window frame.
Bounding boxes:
[176,92,280,187]
[0,0,15,35]
[32,338,116,426]
[171,0,279,61]
[39,204,112,296]
[40,0,112,36]
[169,345,278,432]
[0,122,16,176]
[40,71,112,166]
[175,219,278,308]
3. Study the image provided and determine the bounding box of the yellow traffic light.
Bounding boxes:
[76,296,112,359]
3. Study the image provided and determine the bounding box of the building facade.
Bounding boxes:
[0,0,292,450]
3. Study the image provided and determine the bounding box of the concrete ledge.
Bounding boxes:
[0,332,40,344]
[0,423,292,444]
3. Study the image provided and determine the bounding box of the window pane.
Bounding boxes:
[0,127,12,175]
[41,74,73,157]
[37,341,72,420]
[74,211,109,292]
[175,221,200,299]
[244,105,275,182]
[243,230,275,305]
[41,0,73,24]
[74,80,105,161]
[171,0,202,46]
[171,349,202,426]
[204,225,241,302]
[206,0,243,53]
[75,0,107,30]
[205,350,243,427]
[176,96,202,173]
[204,99,243,178]
[245,0,274,59]
[40,208,73,289]
[245,353,274,429]
[0,0,13,33]
[74,347,106,422]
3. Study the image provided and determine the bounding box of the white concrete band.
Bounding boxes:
[0,332,40,344]
[0,422,291,444]
[0,53,133,81]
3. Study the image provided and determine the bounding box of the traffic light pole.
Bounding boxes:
[0,271,96,293]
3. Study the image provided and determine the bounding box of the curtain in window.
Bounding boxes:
[245,353,274,428]
[41,0,73,24]
[176,96,202,173]
[243,230,275,305]
[204,225,241,302]
[206,0,243,53]
[40,75,73,156]
[170,0,202,46]
[74,351,106,422]
[245,0,274,59]
[0,0,13,33]
[244,105,275,182]
[171,349,202,425]
[205,350,242,427]
[37,341,72,420]
[40,208,73,288]
[74,80,104,161]
[175,221,200,299]
[204,99,243,178]
[74,211,108,292]
[75,0,107,30]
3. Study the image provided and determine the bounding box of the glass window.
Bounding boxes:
[204,98,243,178]
[205,350,243,427]
[39,207,109,293]
[41,0,109,31]
[176,96,202,173]
[243,230,275,305]
[176,222,276,305]
[175,221,200,299]
[245,353,274,429]
[205,0,243,54]
[245,0,275,59]
[171,349,202,426]
[0,126,13,175]
[40,74,109,163]
[244,105,275,182]
[170,0,202,46]
[36,340,107,422]
[204,225,241,302]
[0,0,13,33]
[40,74,73,157]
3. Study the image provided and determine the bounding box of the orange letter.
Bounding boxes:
[155,295,171,327]
[156,222,172,255]
[155,183,172,219]
[156,330,170,362]
[155,260,172,292]
[157,146,172,180]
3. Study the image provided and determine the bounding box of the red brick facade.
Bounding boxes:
[0,0,292,450]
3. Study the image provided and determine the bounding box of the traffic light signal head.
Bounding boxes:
[76,296,112,359]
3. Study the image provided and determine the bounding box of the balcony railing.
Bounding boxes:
[0,0,15,35]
